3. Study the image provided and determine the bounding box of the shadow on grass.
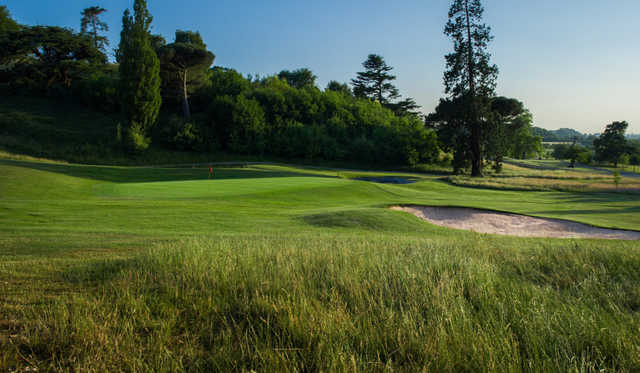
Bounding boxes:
[62,258,138,285]
[1,159,337,183]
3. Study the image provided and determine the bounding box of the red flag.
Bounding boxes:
[209,167,213,173]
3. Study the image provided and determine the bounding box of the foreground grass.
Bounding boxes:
[3,235,639,371]
[2,157,640,371]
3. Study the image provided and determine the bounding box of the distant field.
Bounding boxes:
[447,160,640,193]
[1,157,640,371]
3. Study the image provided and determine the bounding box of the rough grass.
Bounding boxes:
[2,156,640,371]
[3,236,640,372]
[448,162,640,193]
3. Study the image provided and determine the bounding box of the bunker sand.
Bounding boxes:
[392,206,640,240]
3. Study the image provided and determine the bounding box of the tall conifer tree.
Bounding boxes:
[80,6,108,51]
[444,0,498,176]
[118,0,161,152]
[351,54,399,105]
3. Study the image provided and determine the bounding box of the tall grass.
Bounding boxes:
[4,235,639,372]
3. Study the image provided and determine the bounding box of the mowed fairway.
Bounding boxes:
[1,158,640,371]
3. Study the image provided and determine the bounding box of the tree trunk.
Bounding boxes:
[464,0,483,177]
[182,70,191,121]
[471,121,483,176]
[91,16,98,48]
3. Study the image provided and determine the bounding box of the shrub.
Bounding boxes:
[126,123,151,153]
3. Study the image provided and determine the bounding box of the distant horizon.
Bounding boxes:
[4,0,639,134]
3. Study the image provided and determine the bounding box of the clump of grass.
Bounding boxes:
[3,235,639,371]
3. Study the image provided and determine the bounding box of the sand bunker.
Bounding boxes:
[391,206,640,240]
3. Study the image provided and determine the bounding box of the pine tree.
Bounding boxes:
[80,6,108,51]
[157,30,215,121]
[118,0,162,152]
[351,54,400,105]
[444,0,498,176]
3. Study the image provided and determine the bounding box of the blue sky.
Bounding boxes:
[4,0,639,133]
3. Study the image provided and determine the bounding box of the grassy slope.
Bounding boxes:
[1,158,640,372]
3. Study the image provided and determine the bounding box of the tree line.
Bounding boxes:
[1,1,632,173]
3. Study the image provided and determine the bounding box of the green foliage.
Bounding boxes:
[278,68,317,89]
[116,122,122,143]
[567,144,592,167]
[206,67,251,97]
[118,0,162,152]
[161,116,202,151]
[0,26,105,93]
[228,95,267,154]
[427,96,475,173]
[350,54,420,117]
[594,121,630,167]
[352,54,399,104]
[72,65,120,112]
[0,5,20,34]
[193,69,438,166]
[510,119,542,160]
[551,144,592,166]
[485,97,525,170]
[629,141,640,165]
[325,80,351,95]
[158,30,215,120]
[125,122,150,152]
[207,94,266,154]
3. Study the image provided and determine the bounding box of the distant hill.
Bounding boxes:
[532,127,597,146]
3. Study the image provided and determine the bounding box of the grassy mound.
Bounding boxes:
[301,208,429,232]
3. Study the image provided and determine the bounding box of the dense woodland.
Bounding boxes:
[1,1,638,173]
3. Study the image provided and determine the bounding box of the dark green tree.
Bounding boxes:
[158,30,215,120]
[594,121,630,167]
[426,97,473,173]
[351,54,399,105]
[149,34,166,52]
[510,118,542,160]
[565,143,591,168]
[351,54,420,117]
[80,6,108,51]
[388,97,421,117]
[278,68,317,89]
[444,0,499,176]
[326,80,351,95]
[118,0,162,152]
[0,5,20,34]
[0,26,104,90]
[485,97,526,171]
